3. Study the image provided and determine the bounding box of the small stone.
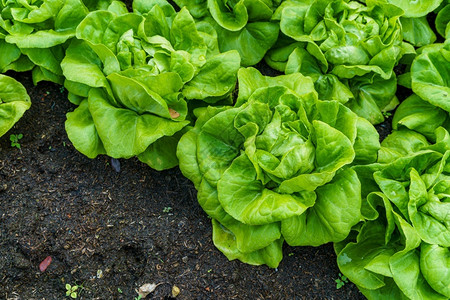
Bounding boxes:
[182,256,188,263]
[137,283,160,298]
[172,285,180,297]
[111,158,120,172]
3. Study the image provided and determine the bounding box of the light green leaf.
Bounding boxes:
[88,88,189,158]
[217,154,316,225]
[411,43,450,113]
[0,75,31,137]
[420,243,450,298]
[401,17,436,47]
[385,0,443,18]
[282,168,361,246]
[65,99,106,158]
[392,94,449,141]
[212,219,284,268]
[182,50,240,101]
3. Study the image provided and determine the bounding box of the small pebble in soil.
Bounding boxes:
[137,283,161,298]
[111,158,121,172]
[172,285,180,297]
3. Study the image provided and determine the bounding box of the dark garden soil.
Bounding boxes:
[0,72,373,300]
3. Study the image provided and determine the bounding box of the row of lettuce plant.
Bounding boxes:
[0,0,448,299]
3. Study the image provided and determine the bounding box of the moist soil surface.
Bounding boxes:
[0,74,372,300]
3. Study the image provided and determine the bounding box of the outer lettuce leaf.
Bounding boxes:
[178,68,379,267]
[435,4,450,39]
[411,42,450,113]
[64,73,189,160]
[212,219,284,268]
[281,168,361,246]
[0,40,31,73]
[420,243,450,298]
[0,74,31,137]
[173,0,209,19]
[378,129,430,164]
[393,94,450,142]
[400,17,436,47]
[386,0,443,18]
[132,0,176,16]
[346,74,399,125]
[383,0,442,46]
[213,20,279,66]
[65,99,106,158]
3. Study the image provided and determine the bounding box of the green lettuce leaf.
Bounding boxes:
[0,74,31,137]
[392,94,450,142]
[411,42,450,113]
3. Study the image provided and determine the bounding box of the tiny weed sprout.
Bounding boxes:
[163,207,172,213]
[335,273,348,290]
[65,283,82,298]
[10,134,23,149]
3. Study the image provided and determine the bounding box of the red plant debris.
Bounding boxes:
[39,256,52,272]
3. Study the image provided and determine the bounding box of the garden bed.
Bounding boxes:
[0,72,365,299]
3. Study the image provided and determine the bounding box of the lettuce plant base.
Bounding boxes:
[0,73,367,299]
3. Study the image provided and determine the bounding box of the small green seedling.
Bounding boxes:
[65,283,82,298]
[10,134,23,149]
[163,207,172,213]
[335,273,348,289]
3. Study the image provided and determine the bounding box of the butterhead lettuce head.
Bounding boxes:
[177,68,380,267]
